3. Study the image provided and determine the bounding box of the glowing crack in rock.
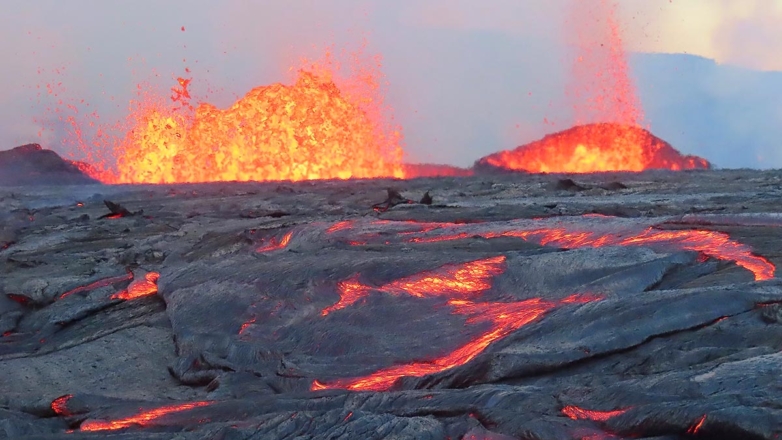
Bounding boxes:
[79,401,213,432]
[362,222,774,281]
[562,405,629,422]
[51,395,73,416]
[59,271,134,300]
[313,293,597,391]
[320,256,507,316]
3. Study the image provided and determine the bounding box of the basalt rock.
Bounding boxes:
[0,144,98,186]
[0,170,781,439]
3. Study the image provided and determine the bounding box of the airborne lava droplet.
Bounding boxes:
[79,401,212,432]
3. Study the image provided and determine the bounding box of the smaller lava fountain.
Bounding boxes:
[476,123,711,174]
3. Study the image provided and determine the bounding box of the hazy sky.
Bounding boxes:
[0,0,780,168]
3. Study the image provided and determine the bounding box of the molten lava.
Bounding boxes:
[477,123,710,173]
[313,293,596,391]
[51,395,73,416]
[256,231,293,253]
[380,223,773,281]
[110,67,404,183]
[562,405,628,422]
[79,401,212,432]
[320,256,506,316]
[59,271,134,300]
[111,272,160,300]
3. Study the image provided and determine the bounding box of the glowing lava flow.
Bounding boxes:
[387,225,774,281]
[313,294,596,391]
[256,231,293,253]
[59,271,133,299]
[320,256,506,316]
[562,405,629,422]
[111,272,160,300]
[79,401,213,432]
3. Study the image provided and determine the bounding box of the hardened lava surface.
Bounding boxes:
[2,169,782,439]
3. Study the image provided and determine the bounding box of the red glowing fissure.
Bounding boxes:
[79,401,213,432]
[313,293,597,391]
[688,415,707,434]
[562,405,629,422]
[59,271,134,299]
[321,256,506,316]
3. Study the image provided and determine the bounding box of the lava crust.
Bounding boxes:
[1,170,781,439]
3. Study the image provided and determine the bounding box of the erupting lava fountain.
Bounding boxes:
[477,0,710,174]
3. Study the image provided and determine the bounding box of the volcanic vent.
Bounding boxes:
[475,123,711,174]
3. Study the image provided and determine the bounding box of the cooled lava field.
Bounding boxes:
[2,169,782,439]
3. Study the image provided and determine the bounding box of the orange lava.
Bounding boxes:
[105,52,404,183]
[111,272,160,300]
[562,405,628,422]
[321,256,506,316]
[313,293,596,391]
[479,123,710,173]
[51,394,73,416]
[256,231,293,253]
[326,220,355,234]
[390,226,774,281]
[478,1,709,174]
[79,401,212,432]
[688,415,707,434]
[59,271,133,300]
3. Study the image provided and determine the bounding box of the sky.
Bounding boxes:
[0,0,780,169]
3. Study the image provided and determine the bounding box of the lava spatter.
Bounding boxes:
[51,395,73,416]
[320,256,506,316]
[79,401,212,432]
[313,294,597,391]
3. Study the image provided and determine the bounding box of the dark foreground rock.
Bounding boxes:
[1,169,782,439]
[0,144,97,186]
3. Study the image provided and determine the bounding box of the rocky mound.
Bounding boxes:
[0,144,97,186]
[476,123,711,174]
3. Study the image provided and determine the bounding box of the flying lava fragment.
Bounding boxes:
[477,0,710,174]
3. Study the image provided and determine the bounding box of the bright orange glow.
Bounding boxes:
[479,123,710,174]
[59,271,133,299]
[313,294,596,391]
[388,225,774,281]
[111,272,160,300]
[326,220,355,234]
[51,394,73,416]
[320,256,506,316]
[94,49,406,184]
[79,401,212,432]
[562,405,628,422]
[256,231,293,253]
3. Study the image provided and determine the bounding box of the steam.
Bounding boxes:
[0,1,779,171]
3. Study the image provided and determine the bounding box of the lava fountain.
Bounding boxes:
[478,0,710,174]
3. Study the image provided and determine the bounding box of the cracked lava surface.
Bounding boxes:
[2,170,782,439]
